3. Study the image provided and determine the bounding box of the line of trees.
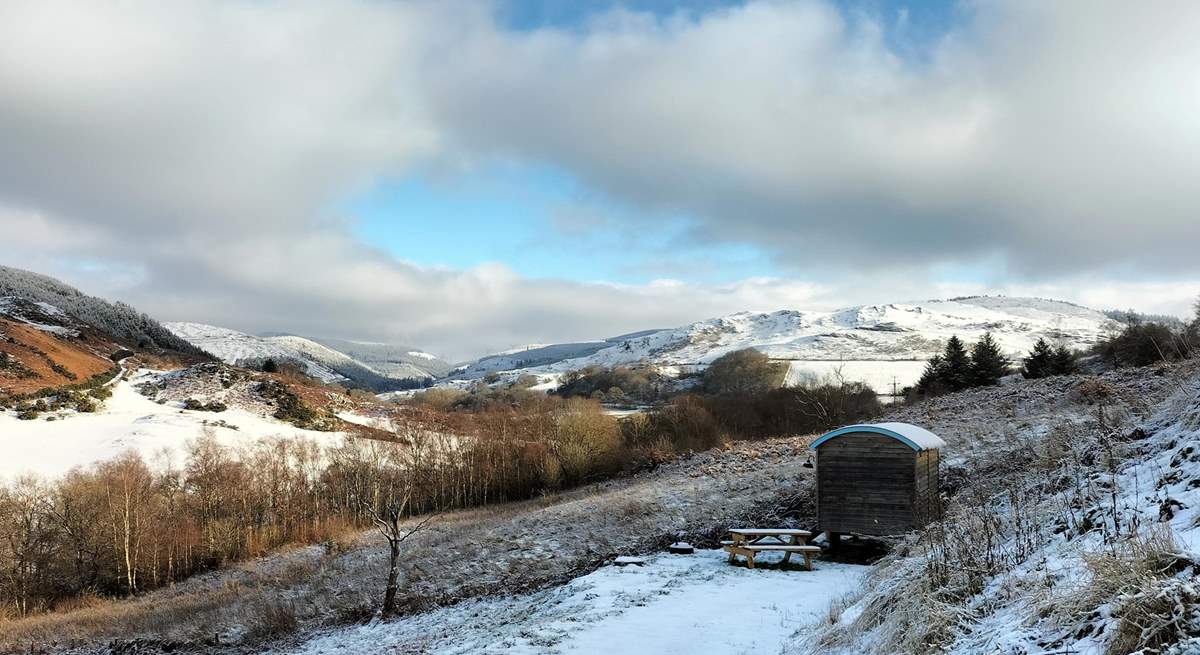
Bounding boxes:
[1094,303,1197,367]
[917,333,1087,397]
[916,333,1011,396]
[1021,338,1078,378]
[0,395,630,619]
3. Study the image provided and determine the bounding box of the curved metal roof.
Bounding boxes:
[809,422,946,451]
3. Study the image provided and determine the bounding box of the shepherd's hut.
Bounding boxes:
[810,422,945,541]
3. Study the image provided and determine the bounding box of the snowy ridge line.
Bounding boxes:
[454,296,1119,391]
[166,323,451,387]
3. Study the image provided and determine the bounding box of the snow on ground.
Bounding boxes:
[805,363,1200,655]
[0,296,80,336]
[335,411,395,431]
[0,370,347,480]
[286,549,864,655]
[164,322,347,382]
[784,359,929,394]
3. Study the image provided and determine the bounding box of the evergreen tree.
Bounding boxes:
[969,332,1010,386]
[262,358,279,373]
[916,354,945,394]
[941,336,972,391]
[1050,345,1077,375]
[1021,338,1055,379]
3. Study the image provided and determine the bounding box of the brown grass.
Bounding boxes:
[0,320,115,395]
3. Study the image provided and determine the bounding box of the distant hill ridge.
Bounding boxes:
[165,323,450,391]
[452,296,1122,389]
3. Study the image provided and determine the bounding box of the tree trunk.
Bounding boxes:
[381,535,400,617]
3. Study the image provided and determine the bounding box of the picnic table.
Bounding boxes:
[721,528,818,570]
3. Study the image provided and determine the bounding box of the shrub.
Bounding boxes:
[1096,322,1192,367]
[243,600,298,642]
[0,352,36,379]
[513,374,540,389]
[557,365,663,404]
[406,387,469,411]
[89,385,112,401]
[702,349,787,395]
[257,380,332,429]
[646,395,724,452]
[182,398,227,412]
[550,398,622,484]
[72,393,97,413]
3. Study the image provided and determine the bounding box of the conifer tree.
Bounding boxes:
[1050,345,1077,375]
[916,354,945,394]
[1021,338,1055,379]
[941,336,971,391]
[969,332,1010,386]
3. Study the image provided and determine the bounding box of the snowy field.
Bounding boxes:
[0,371,347,480]
[784,359,928,394]
[285,549,864,655]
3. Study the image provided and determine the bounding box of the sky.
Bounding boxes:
[1,0,1198,361]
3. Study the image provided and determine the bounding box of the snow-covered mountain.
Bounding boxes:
[456,297,1121,392]
[165,323,445,390]
[309,337,453,379]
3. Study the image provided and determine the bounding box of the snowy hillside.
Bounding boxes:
[311,336,452,379]
[449,340,615,379]
[806,363,1200,655]
[1,296,129,395]
[459,296,1119,391]
[166,322,347,383]
[0,265,202,354]
[0,369,348,479]
[166,323,444,390]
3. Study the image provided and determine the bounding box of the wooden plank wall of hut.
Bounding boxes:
[914,448,940,525]
[817,433,916,535]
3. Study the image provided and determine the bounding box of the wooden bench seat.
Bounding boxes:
[723,527,820,570]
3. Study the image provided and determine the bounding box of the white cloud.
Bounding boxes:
[0,0,1197,359]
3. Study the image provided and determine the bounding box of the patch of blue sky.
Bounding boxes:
[352,0,966,286]
[497,0,747,32]
[498,0,964,62]
[348,163,777,285]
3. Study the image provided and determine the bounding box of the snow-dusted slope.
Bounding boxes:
[165,324,443,389]
[0,265,202,354]
[449,341,615,379]
[458,297,1119,390]
[166,322,346,382]
[0,369,348,479]
[310,336,451,379]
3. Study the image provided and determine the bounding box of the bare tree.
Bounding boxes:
[363,436,438,618]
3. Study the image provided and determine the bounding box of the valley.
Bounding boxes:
[1,264,1197,655]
